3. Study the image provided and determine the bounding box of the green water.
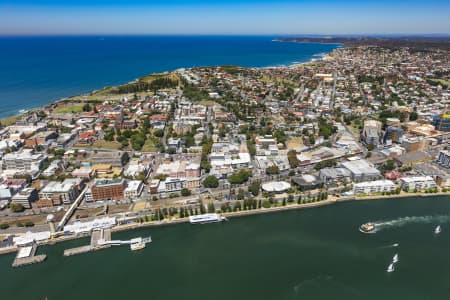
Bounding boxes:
[3,196,450,300]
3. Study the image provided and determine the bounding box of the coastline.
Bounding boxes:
[0,42,339,121]
[1,191,449,256]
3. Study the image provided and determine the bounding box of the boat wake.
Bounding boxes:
[378,243,399,249]
[293,275,362,296]
[372,215,450,232]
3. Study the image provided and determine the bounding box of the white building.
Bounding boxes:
[341,159,381,182]
[124,180,144,199]
[400,176,437,191]
[1,150,47,174]
[39,178,82,205]
[353,180,396,195]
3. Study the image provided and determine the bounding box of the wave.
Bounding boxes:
[372,215,450,232]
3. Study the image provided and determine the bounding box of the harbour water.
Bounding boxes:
[0,36,340,118]
[2,196,450,299]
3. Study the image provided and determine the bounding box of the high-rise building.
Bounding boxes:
[362,120,382,146]
[383,126,404,144]
[434,113,450,132]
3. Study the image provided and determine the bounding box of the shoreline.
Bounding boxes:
[0,43,339,121]
[1,191,449,256]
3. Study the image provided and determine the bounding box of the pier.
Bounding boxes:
[12,243,47,268]
[63,228,151,256]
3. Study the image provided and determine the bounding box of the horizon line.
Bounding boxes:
[0,33,449,38]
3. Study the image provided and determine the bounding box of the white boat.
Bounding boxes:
[392,254,399,263]
[130,242,145,251]
[435,225,441,234]
[387,263,395,273]
[189,213,227,224]
[359,222,376,234]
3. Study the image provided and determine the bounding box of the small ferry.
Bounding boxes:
[189,213,227,224]
[435,225,441,234]
[359,222,376,234]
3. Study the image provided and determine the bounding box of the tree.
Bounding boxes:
[181,188,191,197]
[409,111,418,121]
[154,129,164,138]
[24,221,34,227]
[266,165,280,175]
[237,188,245,200]
[203,175,219,188]
[82,103,92,112]
[262,200,271,209]
[249,180,261,196]
[10,203,25,213]
[287,150,299,168]
[228,169,252,184]
[207,203,215,213]
[0,223,9,230]
[288,194,294,203]
[154,174,168,181]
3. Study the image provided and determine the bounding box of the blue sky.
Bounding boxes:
[1,0,449,35]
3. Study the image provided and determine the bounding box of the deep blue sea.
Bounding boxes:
[0,36,340,118]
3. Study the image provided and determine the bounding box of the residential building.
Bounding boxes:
[437,150,450,169]
[353,180,396,195]
[319,167,352,184]
[11,188,38,209]
[25,131,58,148]
[90,178,125,201]
[124,180,144,199]
[38,178,83,207]
[1,151,47,174]
[399,176,437,191]
[90,151,127,167]
[362,120,382,146]
[383,126,404,144]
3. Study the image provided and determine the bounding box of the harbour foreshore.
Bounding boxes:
[1,191,449,256]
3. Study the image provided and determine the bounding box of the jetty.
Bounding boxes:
[63,228,151,256]
[12,243,47,268]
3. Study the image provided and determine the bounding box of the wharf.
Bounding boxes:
[63,228,151,256]
[63,228,112,257]
[12,244,47,268]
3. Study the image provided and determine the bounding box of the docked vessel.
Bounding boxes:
[435,225,441,234]
[359,222,376,234]
[130,242,146,251]
[189,213,227,224]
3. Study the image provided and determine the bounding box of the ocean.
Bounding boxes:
[2,196,450,300]
[0,36,340,118]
